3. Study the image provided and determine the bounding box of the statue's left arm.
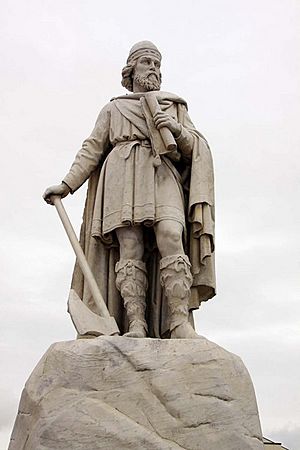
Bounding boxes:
[153,104,198,159]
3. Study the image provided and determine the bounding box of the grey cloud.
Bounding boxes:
[265,426,300,450]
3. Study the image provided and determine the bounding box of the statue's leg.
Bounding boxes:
[155,220,199,339]
[115,226,148,338]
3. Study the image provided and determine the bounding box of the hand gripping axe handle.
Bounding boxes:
[50,195,120,336]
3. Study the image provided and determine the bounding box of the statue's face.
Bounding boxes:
[135,55,161,81]
[133,55,161,92]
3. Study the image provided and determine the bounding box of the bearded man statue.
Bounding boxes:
[43,41,216,339]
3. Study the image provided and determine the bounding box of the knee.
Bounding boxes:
[164,227,182,245]
[122,239,143,260]
[156,222,183,256]
[117,228,144,260]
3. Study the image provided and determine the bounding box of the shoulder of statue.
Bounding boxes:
[93,101,113,125]
[110,94,141,102]
[156,91,188,109]
[110,92,188,108]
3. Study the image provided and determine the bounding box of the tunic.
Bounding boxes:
[64,94,194,242]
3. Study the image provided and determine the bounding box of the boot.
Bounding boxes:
[160,254,200,339]
[115,259,148,338]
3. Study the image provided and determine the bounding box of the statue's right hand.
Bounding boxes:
[42,183,71,205]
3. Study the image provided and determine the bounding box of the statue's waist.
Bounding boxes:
[112,139,152,160]
[114,139,151,148]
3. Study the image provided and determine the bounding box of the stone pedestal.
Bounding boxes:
[9,336,264,450]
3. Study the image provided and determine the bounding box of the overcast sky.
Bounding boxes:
[1,0,300,449]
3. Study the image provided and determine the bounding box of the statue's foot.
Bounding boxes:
[171,322,200,339]
[124,321,147,338]
[124,330,146,338]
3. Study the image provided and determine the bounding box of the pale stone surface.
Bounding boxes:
[68,288,119,336]
[43,41,216,339]
[9,336,264,450]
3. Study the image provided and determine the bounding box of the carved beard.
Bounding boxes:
[133,73,161,91]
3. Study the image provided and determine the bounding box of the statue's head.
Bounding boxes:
[122,41,162,92]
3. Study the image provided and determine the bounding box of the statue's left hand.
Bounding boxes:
[153,111,181,138]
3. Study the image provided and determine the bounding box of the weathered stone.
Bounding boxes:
[9,336,264,450]
[43,41,216,339]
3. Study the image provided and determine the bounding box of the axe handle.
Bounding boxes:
[51,195,111,319]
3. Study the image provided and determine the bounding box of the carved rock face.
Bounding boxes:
[9,336,264,450]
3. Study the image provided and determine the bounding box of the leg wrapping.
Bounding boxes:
[160,254,193,331]
[115,259,148,334]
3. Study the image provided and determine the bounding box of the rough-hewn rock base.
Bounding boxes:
[9,336,264,450]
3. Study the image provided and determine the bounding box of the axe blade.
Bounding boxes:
[68,289,119,337]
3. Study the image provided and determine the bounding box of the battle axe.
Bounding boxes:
[50,195,120,337]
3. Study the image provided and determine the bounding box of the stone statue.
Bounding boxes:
[12,43,266,450]
[43,41,216,339]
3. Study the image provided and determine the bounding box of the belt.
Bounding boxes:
[114,139,151,160]
[140,139,151,147]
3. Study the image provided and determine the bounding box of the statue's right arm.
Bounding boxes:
[43,103,111,205]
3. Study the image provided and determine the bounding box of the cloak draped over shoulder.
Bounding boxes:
[63,91,216,338]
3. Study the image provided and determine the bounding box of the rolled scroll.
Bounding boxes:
[144,92,177,152]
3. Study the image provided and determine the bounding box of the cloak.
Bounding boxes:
[65,91,216,338]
